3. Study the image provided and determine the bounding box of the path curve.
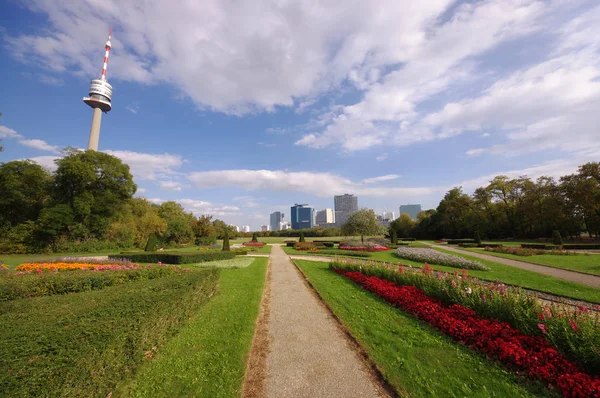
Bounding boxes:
[265,244,385,397]
[426,243,600,289]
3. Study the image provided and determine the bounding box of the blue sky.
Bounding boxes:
[1,0,599,230]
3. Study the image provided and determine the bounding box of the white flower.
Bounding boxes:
[465,287,472,294]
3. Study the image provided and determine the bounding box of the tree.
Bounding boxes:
[299,231,305,242]
[193,215,217,246]
[552,230,563,246]
[251,232,258,242]
[390,214,415,238]
[158,201,194,244]
[0,161,51,227]
[341,209,384,243]
[222,231,230,251]
[52,150,136,239]
[145,234,158,251]
[390,228,398,245]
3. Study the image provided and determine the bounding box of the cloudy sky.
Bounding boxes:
[1,0,599,229]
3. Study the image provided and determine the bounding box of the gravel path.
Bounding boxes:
[265,244,384,398]
[427,243,600,289]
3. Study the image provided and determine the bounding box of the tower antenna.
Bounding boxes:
[83,29,114,151]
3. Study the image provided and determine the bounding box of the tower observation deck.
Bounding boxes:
[83,29,113,151]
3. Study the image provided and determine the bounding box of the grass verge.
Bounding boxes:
[294,260,555,398]
[116,257,268,397]
[0,269,219,397]
[192,257,255,269]
[369,249,600,304]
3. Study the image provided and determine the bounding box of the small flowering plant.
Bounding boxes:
[395,247,490,271]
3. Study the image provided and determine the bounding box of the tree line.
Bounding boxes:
[390,162,600,241]
[0,150,238,254]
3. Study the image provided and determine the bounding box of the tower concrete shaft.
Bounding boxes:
[87,108,103,151]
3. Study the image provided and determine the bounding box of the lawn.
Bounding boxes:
[462,248,600,276]
[0,268,219,397]
[192,256,255,269]
[116,257,268,397]
[294,260,554,397]
[370,249,600,303]
[255,244,272,254]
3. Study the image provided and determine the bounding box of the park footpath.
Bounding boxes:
[427,243,600,289]
[261,244,386,398]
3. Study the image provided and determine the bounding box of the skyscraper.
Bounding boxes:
[83,29,114,151]
[290,204,314,229]
[270,211,284,231]
[315,209,335,226]
[334,194,358,226]
[400,204,422,220]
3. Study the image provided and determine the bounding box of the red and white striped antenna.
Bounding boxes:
[101,28,112,81]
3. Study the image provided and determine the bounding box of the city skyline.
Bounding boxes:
[2,1,599,231]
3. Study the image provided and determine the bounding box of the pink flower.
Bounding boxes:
[569,320,579,332]
[36,269,42,274]
[537,323,547,335]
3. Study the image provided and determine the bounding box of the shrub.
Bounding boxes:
[323,242,335,248]
[447,239,475,245]
[286,242,296,247]
[459,243,479,248]
[394,247,489,271]
[390,229,398,245]
[474,231,482,245]
[145,234,158,252]
[299,231,306,242]
[196,235,217,246]
[251,232,258,242]
[294,242,316,251]
[222,233,230,251]
[552,230,563,246]
[110,251,235,264]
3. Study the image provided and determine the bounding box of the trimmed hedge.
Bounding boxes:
[313,240,342,244]
[521,244,558,250]
[110,251,236,264]
[447,239,475,245]
[286,242,296,247]
[323,242,335,248]
[459,243,479,248]
[562,244,600,250]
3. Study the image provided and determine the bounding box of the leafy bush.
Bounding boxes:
[1,265,186,301]
[222,233,230,251]
[196,235,217,246]
[447,239,475,245]
[552,230,563,246]
[110,251,235,264]
[390,229,398,245]
[294,242,317,251]
[0,269,219,397]
[394,247,490,271]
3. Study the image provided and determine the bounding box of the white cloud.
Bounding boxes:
[0,126,22,139]
[159,181,183,191]
[375,153,388,161]
[19,139,60,153]
[136,188,146,193]
[27,156,59,171]
[103,150,184,181]
[362,174,400,184]
[126,106,138,114]
[188,169,437,198]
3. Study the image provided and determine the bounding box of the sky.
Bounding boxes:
[1,0,599,230]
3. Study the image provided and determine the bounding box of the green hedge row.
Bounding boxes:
[562,244,600,250]
[1,266,184,301]
[110,251,236,264]
[447,239,475,245]
[0,269,219,397]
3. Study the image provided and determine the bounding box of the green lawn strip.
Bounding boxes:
[255,244,272,254]
[294,260,554,398]
[191,257,255,269]
[117,257,268,397]
[462,248,600,276]
[0,269,219,397]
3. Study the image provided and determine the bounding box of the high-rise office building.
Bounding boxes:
[290,204,314,229]
[280,221,291,230]
[334,194,358,226]
[315,208,335,226]
[399,204,422,220]
[240,225,251,233]
[270,211,284,231]
[378,211,395,227]
[261,225,270,232]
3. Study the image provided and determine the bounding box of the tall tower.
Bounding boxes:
[83,29,113,151]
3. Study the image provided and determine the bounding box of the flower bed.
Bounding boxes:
[333,267,600,397]
[331,259,600,377]
[294,242,318,251]
[243,241,265,247]
[485,246,577,257]
[339,244,389,252]
[395,247,489,270]
[15,258,133,272]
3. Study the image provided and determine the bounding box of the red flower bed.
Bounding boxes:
[334,268,600,397]
[339,244,390,252]
[243,241,265,247]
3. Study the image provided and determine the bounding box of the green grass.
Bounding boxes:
[255,244,272,254]
[369,249,600,303]
[117,257,268,397]
[462,248,600,275]
[0,269,219,397]
[294,260,554,398]
[192,257,255,269]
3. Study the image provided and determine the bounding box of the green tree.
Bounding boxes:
[390,213,415,238]
[552,230,563,246]
[390,228,398,245]
[158,201,195,245]
[341,209,384,243]
[193,215,217,246]
[299,231,305,242]
[222,231,230,251]
[0,160,51,227]
[251,232,258,242]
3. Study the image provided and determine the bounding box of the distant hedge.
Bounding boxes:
[110,251,236,264]
[521,244,558,250]
[562,244,600,250]
[313,240,342,244]
[447,239,475,245]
